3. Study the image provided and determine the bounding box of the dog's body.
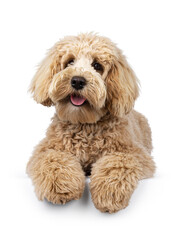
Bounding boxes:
[27,33,155,213]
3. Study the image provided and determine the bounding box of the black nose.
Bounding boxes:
[71,76,86,90]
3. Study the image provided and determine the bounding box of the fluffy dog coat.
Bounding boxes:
[27,33,155,213]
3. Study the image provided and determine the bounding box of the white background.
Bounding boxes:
[0,0,180,239]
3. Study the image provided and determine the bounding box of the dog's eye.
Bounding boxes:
[92,61,103,73]
[65,59,74,68]
[68,59,74,65]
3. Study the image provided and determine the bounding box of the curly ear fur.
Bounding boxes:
[106,52,139,117]
[29,46,61,106]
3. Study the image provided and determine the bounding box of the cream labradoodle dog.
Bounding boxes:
[27,33,155,213]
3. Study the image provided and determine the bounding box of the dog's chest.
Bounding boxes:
[56,116,123,171]
[61,123,110,168]
[73,128,104,165]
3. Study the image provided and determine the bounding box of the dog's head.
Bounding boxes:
[30,33,139,123]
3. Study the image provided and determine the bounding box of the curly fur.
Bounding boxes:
[27,33,155,213]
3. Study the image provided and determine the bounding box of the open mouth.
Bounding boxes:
[70,94,86,107]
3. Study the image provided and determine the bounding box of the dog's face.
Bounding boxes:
[30,33,139,123]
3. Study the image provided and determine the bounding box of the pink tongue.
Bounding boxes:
[70,95,86,106]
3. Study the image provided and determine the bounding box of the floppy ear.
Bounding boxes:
[106,52,139,117]
[29,45,61,106]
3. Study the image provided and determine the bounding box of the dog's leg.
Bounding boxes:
[90,151,155,213]
[27,149,85,204]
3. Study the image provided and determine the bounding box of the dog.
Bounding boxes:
[27,33,155,213]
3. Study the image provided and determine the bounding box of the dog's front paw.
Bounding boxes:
[90,166,140,212]
[89,154,143,213]
[39,173,85,204]
[27,151,85,204]
[90,175,137,213]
